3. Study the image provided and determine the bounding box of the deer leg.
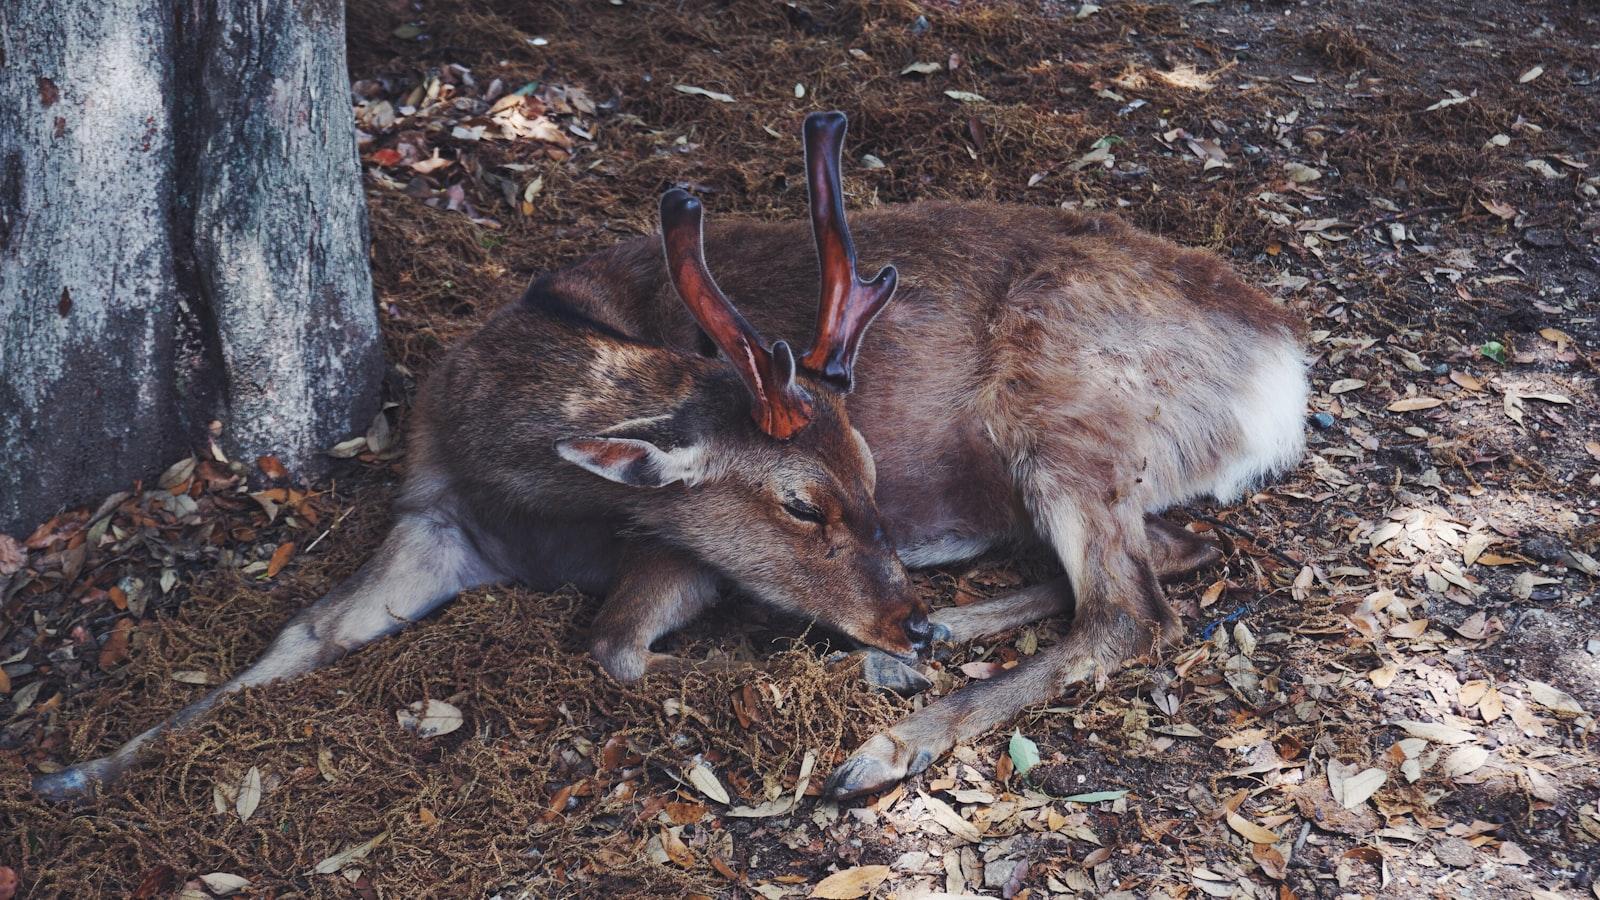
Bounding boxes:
[826,493,1175,800]
[928,577,1072,644]
[33,513,499,801]
[1145,515,1223,581]
[589,541,724,683]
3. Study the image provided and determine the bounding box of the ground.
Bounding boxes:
[3,0,1599,897]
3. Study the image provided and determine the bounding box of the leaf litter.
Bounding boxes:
[4,0,1600,897]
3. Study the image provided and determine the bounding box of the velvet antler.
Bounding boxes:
[799,111,899,392]
[659,189,814,440]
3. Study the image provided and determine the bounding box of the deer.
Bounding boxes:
[36,110,1307,805]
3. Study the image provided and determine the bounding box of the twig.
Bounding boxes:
[1188,512,1303,572]
[303,505,358,556]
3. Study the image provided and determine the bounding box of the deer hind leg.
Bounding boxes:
[826,492,1173,800]
[928,577,1072,645]
[1145,515,1224,581]
[589,541,725,683]
[33,513,499,802]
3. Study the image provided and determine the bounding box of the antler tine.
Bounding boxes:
[658,189,814,440]
[799,111,899,393]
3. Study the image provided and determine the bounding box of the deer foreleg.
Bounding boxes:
[34,513,497,801]
[589,541,723,683]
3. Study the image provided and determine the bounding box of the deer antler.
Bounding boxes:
[799,111,899,393]
[659,189,814,440]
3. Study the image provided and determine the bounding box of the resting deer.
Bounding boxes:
[37,111,1306,804]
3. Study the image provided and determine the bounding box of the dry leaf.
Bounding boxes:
[811,866,891,899]
[236,766,262,822]
[1327,762,1386,809]
[1395,720,1476,744]
[674,84,735,103]
[1524,680,1584,717]
[309,831,389,875]
[924,794,982,842]
[198,874,251,896]
[1389,619,1429,639]
[687,761,731,805]
[266,542,295,578]
[1226,811,1281,844]
[1387,396,1443,412]
[660,826,696,867]
[98,618,134,670]
[1441,745,1489,778]
[396,699,464,738]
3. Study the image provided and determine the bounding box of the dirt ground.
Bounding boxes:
[3,0,1599,897]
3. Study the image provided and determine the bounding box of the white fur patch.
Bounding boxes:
[1207,338,1309,501]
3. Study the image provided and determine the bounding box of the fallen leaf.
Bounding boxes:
[0,535,25,576]
[959,661,1006,679]
[1479,199,1516,220]
[256,455,288,480]
[1065,789,1129,804]
[944,90,989,103]
[1328,764,1386,809]
[1395,719,1476,744]
[687,761,731,805]
[1008,730,1041,778]
[924,794,982,842]
[1284,162,1322,182]
[810,866,890,899]
[1389,619,1429,639]
[98,618,134,670]
[674,84,735,103]
[266,542,295,578]
[1441,745,1489,778]
[1524,680,1584,717]
[1329,379,1366,394]
[1226,811,1280,844]
[396,699,464,738]
[660,826,696,867]
[900,62,942,75]
[1387,396,1444,412]
[236,766,262,822]
[309,831,389,875]
[198,874,251,896]
[1517,65,1544,83]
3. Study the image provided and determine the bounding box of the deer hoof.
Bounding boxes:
[825,733,935,800]
[33,762,103,803]
[860,650,932,694]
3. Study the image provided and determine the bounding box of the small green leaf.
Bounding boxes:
[391,23,422,39]
[1479,341,1508,364]
[1064,789,1129,804]
[1008,730,1040,777]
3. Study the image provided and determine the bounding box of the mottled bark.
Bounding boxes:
[0,0,381,535]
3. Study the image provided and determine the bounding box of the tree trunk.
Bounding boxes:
[0,0,382,536]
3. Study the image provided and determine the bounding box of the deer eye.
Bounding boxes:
[782,499,826,525]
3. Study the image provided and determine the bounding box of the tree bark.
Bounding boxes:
[0,0,382,535]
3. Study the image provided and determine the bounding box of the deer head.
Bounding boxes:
[555,113,928,657]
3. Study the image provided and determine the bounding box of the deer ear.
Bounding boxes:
[555,436,707,488]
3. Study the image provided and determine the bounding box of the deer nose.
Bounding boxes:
[904,611,934,651]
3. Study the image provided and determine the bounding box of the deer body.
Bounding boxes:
[35,113,1305,804]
